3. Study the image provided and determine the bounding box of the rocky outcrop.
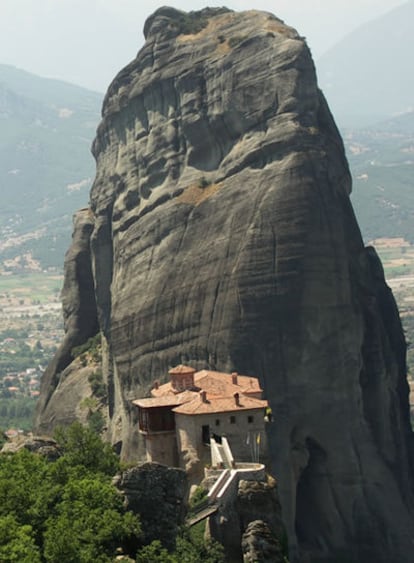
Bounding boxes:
[1,436,61,461]
[242,520,285,563]
[35,7,414,562]
[209,473,286,562]
[238,478,285,541]
[113,462,187,549]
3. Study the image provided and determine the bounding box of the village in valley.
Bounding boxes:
[0,270,63,434]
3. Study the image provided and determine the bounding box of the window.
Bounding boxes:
[202,425,210,444]
[139,409,149,432]
[215,419,220,426]
[230,416,236,424]
[247,415,254,424]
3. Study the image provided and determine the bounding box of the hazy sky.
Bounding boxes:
[0,0,407,92]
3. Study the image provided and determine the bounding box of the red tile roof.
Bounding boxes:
[196,370,263,396]
[168,364,196,375]
[134,367,267,416]
[172,394,268,415]
[151,369,263,399]
[133,390,197,408]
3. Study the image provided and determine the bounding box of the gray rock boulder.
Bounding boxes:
[209,473,286,561]
[1,436,61,461]
[242,520,285,563]
[238,477,285,542]
[35,7,414,562]
[113,462,187,549]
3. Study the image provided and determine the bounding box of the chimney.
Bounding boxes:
[233,392,240,406]
[169,365,196,391]
[232,372,238,385]
[200,390,207,403]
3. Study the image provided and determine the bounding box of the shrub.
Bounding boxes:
[228,35,246,48]
[88,369,106,399]
[71,333,101,360]
[177,12,209,35]
[189,485,208,509]
[136,540,175,563]
[88,411,105,434]
[54,422,119,475]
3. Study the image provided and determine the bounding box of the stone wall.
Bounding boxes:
[175,408,268,469]
[144,431,178,466]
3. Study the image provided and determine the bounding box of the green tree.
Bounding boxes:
[54,421,119,475]
[135,532,226,563]
[88,410,105,434]
[0,423,226,562]
[0,515,41,563]
[0,448,54,531]
[175,530,225,563]
[0,426,142,561]
[136,540,176,563]
[43,477,141,563]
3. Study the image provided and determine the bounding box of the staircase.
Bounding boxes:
[186,500,219,527]
[210,436,234,469]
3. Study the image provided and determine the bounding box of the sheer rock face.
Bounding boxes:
[35,7,414,562]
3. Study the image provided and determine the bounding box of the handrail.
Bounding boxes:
[186,503,219,527]
[208,468,230,502]
[221,436,235,468]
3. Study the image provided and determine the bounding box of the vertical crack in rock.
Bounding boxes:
[34,209,99,427]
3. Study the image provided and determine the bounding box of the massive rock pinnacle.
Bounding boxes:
[35,7,414,561]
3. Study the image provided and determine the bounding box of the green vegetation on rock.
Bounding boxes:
[71,332,101,361]
[176,12,209,35]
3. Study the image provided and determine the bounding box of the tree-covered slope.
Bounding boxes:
[0,64,102,270]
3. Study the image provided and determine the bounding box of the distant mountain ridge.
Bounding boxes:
[314,1,414,243]
[0,64,102,271]
[317,0,414,127]
[1,0,413,272]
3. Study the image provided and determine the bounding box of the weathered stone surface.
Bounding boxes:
[35,7,414,562]
[242,520,285,563]
[34,361,100,431]
[34,209,99,432]
[1,436,61,460]
[238,477,285,541]
[113,462,187,548]
[209,473,286,561]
